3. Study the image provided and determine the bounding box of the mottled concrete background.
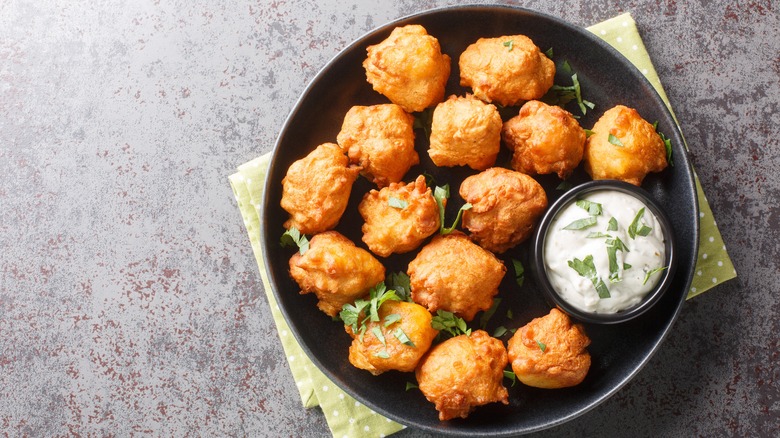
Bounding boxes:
[1,0,777,436]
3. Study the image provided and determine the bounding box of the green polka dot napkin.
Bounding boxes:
[229,12,736,437]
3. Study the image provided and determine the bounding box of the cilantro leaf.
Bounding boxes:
[576,199,602,216]
[608,133,624,147]
[512,258,525,287]
[628,207,652,239]
[386,271,412,302]
[280,226,310,255]
[479,298,502,330]
[431,310,471,339]
[562,216,598,230]
[388,196,408,209]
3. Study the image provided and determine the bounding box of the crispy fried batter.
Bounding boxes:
[459,167,548,253]
[583,105,668,186]
[363,24,451,113]
[281,143,360,235]
[337,104,419,187]
[407,232,505,321]
[507,308,591,389]
[346,301,439,375]
[358,175,440,257]
[502,100,586,179]
[428,94,502,171]
[415,330,509,421]
[459,35,555,106]
[288,231,385,317]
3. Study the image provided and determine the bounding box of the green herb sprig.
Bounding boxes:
[280,226,309,255]
[431,310,471,339]
[568,255,611,298]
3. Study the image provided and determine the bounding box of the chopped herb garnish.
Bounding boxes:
[433,184,449,232]
[608,133,624,147]
[442,203,472,235]
[643,266,668,285]
[422,171,436,187]
[607,217,619,232]
[576,199,603,216]
[561,60,572,75]
[493,326,508,338]
[623,263,632,270]
[562,216,598,230]
[536,340,547,352]
[480,298,502,330]
[383,313,402,327]
[556,180,574,191]
[371,326,387,346]
[388,196,408,209]
[386,271,412,302]
[431,310,471,339]
[545,47,554,58]
[504,370,517,387]
[585,129,595,138]
[628,207,652,239]
[393,328,415,347]
[405,381,418,391]
[568,255,611,298]
[280,226,310,255]
[339,282,401,339]
[512,259,525,287]
[413,107,434,138]
[653,121,674,167]
[587,232,613,239]
[375,350,390,359]
[606,237,629,283]
[506,309,514,319]
[503,40,514,51]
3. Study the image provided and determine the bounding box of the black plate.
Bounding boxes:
[261,5,698,436]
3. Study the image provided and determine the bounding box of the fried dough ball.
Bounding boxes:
[358,175,441,257]
[583,105,668,186]
[459,35,555,107]
[415,330,509,421]
[337,104,419,187]
[346,301,439,375]
[363,24,451,113]
[507,308,591,389]
[428,94,502,171]
[288,231,385,317]
[502,100,586,179]
[408,232,505,321]
[459,168,548,253]
[281,143,360,234]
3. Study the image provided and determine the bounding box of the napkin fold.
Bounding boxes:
[229,12,736,438]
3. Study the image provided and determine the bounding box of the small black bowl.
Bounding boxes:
[532,180,677,324]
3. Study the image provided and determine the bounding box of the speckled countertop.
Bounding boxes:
[1,1,778,436]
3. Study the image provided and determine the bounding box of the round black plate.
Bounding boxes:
[261,5,698,436]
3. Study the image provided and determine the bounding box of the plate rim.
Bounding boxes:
[260,4,700,435]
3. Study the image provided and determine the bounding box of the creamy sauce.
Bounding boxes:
[543,190,666,314]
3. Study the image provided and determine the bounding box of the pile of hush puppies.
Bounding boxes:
[279,24,670,421]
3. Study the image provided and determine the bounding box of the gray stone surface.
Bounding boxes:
[1,0,777,436]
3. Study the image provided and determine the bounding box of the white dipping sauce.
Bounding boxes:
[544,190,666,314]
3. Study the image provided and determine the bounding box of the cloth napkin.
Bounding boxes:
[229,12,736,438]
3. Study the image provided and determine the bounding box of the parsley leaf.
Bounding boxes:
[556,180,574,191]
[606,237,629,283]
[607,217,619,232]
[431,310,471,339]
[512,258,525,287]
[545,47,554,58]
[405,381,418,391]
[280,226,310,255]
[643,266,668,285]
[503,40,514,51]
[441,203,472,235]
[628,207,652,239]
[386,271,412,302]
[493,326,508,338]
[536,340,547,352]
[388,196,408,209]
[562,216,598,230]
[504,370,518,387]
[393,328,415,347]
[653,121,674,167]
[608,133,624,147]
[568,255,611,298]
[338,282,401,339]
[413,108,434,138]
[576,199,603,216]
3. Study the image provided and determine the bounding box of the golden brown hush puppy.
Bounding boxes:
[337,104,419,187]
[288,231,385,317]
[459,167,548,253]
[459,35,555,107]
[507,308,591,389]
[358,175,441,257]
[363,24,451,113]
[502,100,587,179]
[583,105,668,186]
[407,232,505,321]
[415,330,509,421]
[346,300,439,375]
[280,143,360,235]
[428,94,502,171]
